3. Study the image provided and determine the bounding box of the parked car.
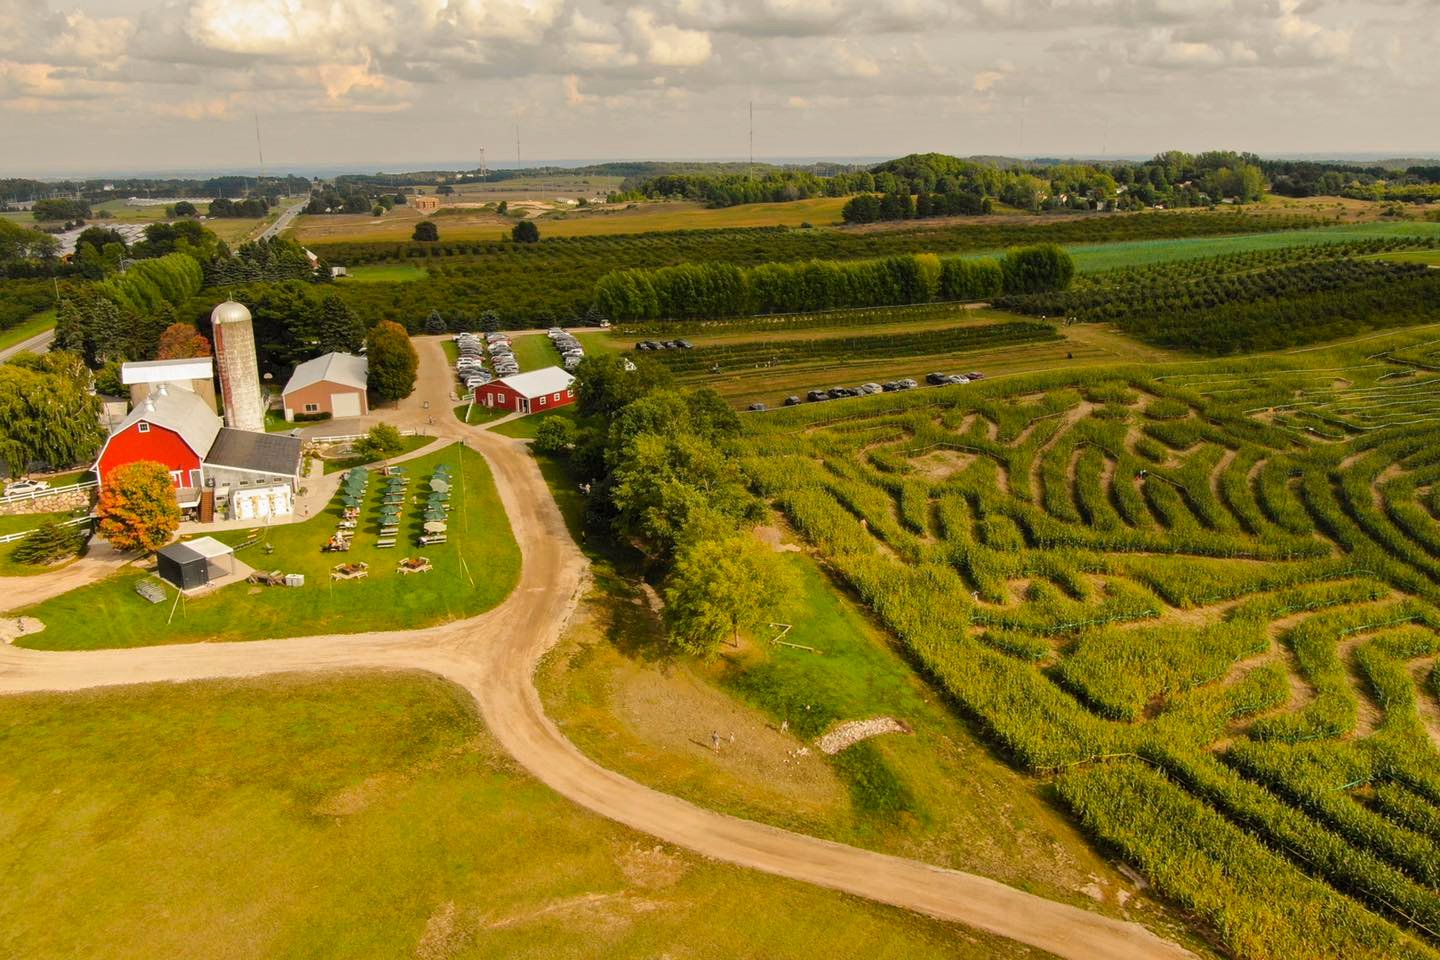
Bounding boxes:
[860,382,883,395]
[897,378,918,390]
[747,402,767,412]
[636,341,656,351]
[783,395,802,406]
[925,372,950,386]
[946,375,971,385]
[827,387,856,399]
[675,339,693,349]
[881,381,901,392]
[966,372,984,380]
[806,390,830,402]
[4,479,50,496]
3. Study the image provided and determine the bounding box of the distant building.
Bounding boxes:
[478,367,575,415]
[122,357,216,410]
[412,195,441,212]
[281,352,369,421]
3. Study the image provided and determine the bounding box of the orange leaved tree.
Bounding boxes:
[97,460,182,552]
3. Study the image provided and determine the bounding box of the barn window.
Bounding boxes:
[553,393,562,402]
[304,403,319,413]
[137,422,150,433]
[538,395,547,406]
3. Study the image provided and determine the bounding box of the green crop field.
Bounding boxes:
[14,443,521,649]
[739,329,1440,960]
[0,673,1027,960]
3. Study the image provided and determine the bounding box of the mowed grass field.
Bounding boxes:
[0,309,56,352]
[345,264,430,283]
[15,443,521,649]
[0,672,1030,960]
[290,196,849,245]
[603,306,1185,407]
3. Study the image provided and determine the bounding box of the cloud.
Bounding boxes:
[626,9,713,66]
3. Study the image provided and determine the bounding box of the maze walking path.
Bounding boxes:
[0,336,1196,960]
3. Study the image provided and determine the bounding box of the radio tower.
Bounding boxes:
[479,145,488,177]
[254,111,266,189]
[748,100,754,181]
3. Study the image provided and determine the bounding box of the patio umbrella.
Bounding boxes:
[424,509,447,522]
[387,466,406,474]
[424,520,447,533]
[429,478,450,493]
[341,495,361,508]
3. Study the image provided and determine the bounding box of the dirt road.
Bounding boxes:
[0,337,1194,960]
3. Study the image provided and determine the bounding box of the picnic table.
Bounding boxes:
[397,556,432,575]
[330,561,369,581]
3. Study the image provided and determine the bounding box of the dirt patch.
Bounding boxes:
[753,525,801,553]
[911,448,977,480]
[416,901,471,960]
[1408,660,1440,748]
[312,772,404,817]
[815,716,912,755]
[0,616,44,644]
[616,842,689,889]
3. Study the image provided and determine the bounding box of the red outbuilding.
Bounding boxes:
[479,366,576,415]
[93,384,221,507]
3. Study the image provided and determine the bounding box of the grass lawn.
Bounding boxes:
[454,402,510,425]
[345,264,430,283]
[0,309,56,353]
[321,434,433,473]
[490,404,580,440]
[0,673,1025,960]
[204,216,267,244]
[510,334,557,371]
[17,443,520,649]
[0,509,91,577]
[1370,247,1440,266]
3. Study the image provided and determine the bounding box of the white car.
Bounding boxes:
[4,479,50,496]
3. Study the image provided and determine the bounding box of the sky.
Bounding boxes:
[2,0,1438,176]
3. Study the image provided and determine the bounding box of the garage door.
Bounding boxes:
[331,391,362,419]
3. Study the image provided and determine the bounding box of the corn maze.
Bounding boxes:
[743,357,1440,960]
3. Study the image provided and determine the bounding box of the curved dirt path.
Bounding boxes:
[0,338,1194,960]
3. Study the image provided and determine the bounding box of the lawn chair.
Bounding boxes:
[323,533,351,552]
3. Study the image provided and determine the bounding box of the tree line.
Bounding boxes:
[592,245,1071,321]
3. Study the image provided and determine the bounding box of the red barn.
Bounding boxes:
[479,366,576,415]
[93,384,221,508]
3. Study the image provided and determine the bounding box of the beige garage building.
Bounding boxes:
[281,352,369,422]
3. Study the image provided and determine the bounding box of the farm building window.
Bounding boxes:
[553,393,562,402]
[538,396,547,406]
[137,422,150,433]
[304,403,319,413]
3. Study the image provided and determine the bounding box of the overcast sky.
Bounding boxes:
[3,0,1438,176]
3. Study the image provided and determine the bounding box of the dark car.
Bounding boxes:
[966,372,984,380]
[662,340,680,350]
[827,387,854,399]
[747,402,767,412]
[675,339,693,349]
[925,372,950,386]
[807,390,830,402]
[898,378,918,390]
[635,341,654,351]
[881,381,900,392]
[783,395,802,406]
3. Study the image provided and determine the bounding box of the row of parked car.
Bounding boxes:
[549,328,586,370]
[453,332,502,393]
[635,339,693,351]
[746,371,984,411]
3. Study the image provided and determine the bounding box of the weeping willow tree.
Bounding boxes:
[0,352,105,476]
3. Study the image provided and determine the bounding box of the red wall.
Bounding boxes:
[479,383,575,412]
[97,422,203,487]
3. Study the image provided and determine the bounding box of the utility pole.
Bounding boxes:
[748,100,754,181]
[254,111,266,195]
[515,115,521,168]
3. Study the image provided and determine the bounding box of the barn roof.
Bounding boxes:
[112,384,222,457]
[121,357,214,385]
[495,366,575,399]
[283,352,368,395]
[205,428,303,477]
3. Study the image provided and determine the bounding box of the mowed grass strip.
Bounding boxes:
[344,264,430,283]
[0,309,56,352]
[0,673,1027,960]
[16,443,520,649]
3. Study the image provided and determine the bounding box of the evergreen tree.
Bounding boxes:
[422,309,447,334]
[316,294,366,354]
[13,520,85,566]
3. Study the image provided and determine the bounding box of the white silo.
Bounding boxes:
[210,300,265,432]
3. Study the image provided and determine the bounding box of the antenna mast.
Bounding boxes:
[254,111,266,187]
[480,145,488,177]
[515,114,521,168]
[748,100,754,180]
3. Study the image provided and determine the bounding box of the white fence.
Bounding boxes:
[306,429,421,444]
[0,479,97,508]
[0,515,94,545]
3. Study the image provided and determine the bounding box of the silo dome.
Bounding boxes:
[211,300,252,325]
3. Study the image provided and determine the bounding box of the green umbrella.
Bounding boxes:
[341,495,361,508]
